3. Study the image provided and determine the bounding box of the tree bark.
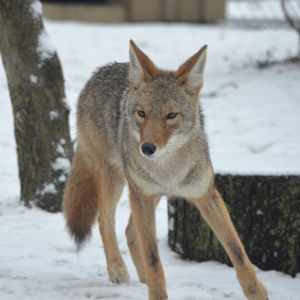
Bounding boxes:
[168,175,300,277]
[0,0,73,212]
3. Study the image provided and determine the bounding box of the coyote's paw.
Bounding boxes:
[149,287,168,300]
[109,267,130,284]
[244,280,268,300]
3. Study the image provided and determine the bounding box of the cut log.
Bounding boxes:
[168,175,300,277]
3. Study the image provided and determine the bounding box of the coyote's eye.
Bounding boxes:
[167,112,178,119]
[137,110,146,118]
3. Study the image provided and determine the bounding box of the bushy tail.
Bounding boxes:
[62,150,98,251]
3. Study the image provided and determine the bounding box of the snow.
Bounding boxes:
[168,217,174,231]
[55,143,66,156]
[0,20,300,300]
[2,191,299,300]
[257,209,264,216]
[52,157,71,173]
[30,1,56,63]
[168,203,175,214]
[30,0,43,20]
[16,112,22,122]
[37,29,56,61]
[62,97,71,111]
[58,174,67,183]
[41,183,57,195]
[30,75,38,84]
[226,0,300,21]
[49,110,59,120]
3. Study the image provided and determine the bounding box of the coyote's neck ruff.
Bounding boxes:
[63,40,268,300]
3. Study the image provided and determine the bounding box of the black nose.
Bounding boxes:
[141,143,157,156]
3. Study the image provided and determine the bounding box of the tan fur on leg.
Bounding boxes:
[96,160,129,284]
[190,189,268,300]
[129,186,167,300]
[126,214,147,283]
[126,197,161,284]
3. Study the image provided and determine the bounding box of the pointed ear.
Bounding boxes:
[174,45,207,97]
[129,40,159,89]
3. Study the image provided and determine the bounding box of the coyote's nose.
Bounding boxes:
[141,143,156,156]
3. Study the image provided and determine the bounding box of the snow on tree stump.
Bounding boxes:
[168,175,300,277]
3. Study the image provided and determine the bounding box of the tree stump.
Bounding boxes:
[168,175,300,277]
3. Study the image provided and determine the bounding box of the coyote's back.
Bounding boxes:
[77,62,130,165]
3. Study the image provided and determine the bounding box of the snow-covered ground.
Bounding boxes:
[0,20,300,300]
[226,0,300,22]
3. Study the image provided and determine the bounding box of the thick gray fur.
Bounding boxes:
[77,62,212,198]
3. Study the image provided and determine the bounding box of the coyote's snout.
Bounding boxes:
[63,40,268,300]
[141,143,157,158]
[137,108,181,159]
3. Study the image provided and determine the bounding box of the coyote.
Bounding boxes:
[63,40,268,300]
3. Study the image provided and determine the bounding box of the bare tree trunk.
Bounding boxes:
[0,0,73,212]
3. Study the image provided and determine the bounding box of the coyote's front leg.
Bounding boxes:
[126,214,147,283]
[128,186,167,300]
[190,189,268,300]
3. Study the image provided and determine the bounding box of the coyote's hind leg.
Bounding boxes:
[191,189,268,300]
[97,160,129,284]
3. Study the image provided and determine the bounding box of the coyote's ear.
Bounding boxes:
[129,40,159,89]
[174,45,207,97]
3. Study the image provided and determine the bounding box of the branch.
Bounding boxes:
[281,0,300,36]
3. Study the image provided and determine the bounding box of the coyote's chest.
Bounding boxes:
[126,156,213,199]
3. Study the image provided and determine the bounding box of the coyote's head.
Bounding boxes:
[127,40,207,160]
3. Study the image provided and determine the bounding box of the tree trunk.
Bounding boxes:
[168,175,300,277]
[0,0,73,212]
